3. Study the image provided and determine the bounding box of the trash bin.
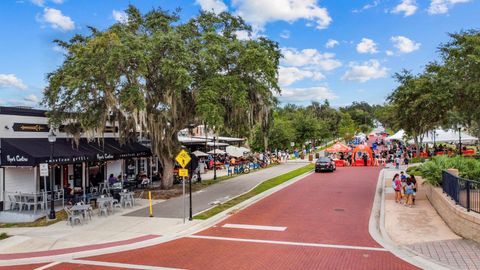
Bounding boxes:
[315,153,319,159]
[308,154,313,161]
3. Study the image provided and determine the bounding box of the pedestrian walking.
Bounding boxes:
[405,177,415,207]
[411,175,417,205]
[392,173,402,203]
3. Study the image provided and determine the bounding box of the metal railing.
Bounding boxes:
[442,170,480,213]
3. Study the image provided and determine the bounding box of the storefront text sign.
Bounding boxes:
[6,155,29,163]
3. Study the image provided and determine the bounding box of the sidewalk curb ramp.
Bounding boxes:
[0,168,314,267]
[368,168,451,270]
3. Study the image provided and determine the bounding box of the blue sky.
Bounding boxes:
[0,0,479,108]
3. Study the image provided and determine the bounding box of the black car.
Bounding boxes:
[315,157,336,172]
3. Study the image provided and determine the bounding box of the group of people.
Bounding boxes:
[392,171,417,207]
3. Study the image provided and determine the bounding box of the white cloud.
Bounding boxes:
[428,0,470,14]
[278,66,324,86]
[325,39,339,48]
[24,94,39,103]
[356,38,378,54]
[196,0,228,14]
[52,45,67,54]
[392,0,418,16]
[342,60,388,82]
[112,10,128,23]
[30,0,45,6]
[277,86,337,103]
[0,74,27,90]
[280,30,290,39]
[42,8,74,31]
[281,48,342,71]
[386,50,394,56]
[232,0,332,31]
[353,1,380,13]
[391,36,420,53]
[31,0,64,6]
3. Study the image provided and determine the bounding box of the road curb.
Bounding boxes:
[368,169,451,270]
[0,167,313,267]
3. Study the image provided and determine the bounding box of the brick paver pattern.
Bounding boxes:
[407,239,480,270]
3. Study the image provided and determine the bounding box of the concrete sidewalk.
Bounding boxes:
[382,168,480,270]
[0,162,307,255]
[126,163,306,218]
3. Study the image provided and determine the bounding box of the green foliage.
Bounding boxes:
[340,101,375,128]
[410,157,426,164]
[0,233,9,240]
[338,112,356,142]
[384,29,480,144]
[414,156,480,186]
[43,6,281,188]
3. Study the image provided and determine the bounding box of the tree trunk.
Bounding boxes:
[414,136,421,157]
[160,155,174,189]
[263,135,269,152]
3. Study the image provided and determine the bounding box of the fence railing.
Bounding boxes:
[442,170,480,213]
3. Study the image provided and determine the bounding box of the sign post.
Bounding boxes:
[175,150,191,223]
[39,163,49,214]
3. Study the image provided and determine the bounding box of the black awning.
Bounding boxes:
[0,138,152,167]
[103,138,151,159]
[0,138,94,166]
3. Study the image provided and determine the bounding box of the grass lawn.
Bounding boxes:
[194,163,314,220]
[0,232,9,240]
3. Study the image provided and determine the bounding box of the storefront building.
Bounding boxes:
[0,106,151,211]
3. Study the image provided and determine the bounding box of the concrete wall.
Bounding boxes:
[4,167,36,193]
[423,176,480,242]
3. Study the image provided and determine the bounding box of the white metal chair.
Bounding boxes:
[65,207,82,227]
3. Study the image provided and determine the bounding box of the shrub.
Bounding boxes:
[410,157,426,164]
[414,156,480,186]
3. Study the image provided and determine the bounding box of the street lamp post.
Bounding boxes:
[48,129,57,220]
[213,136,217,180]
[459,127,462,156]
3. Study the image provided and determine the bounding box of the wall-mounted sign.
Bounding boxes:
[12,123,49,132]
[5,155,29,163]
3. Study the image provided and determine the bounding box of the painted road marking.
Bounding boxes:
[222,223,287,231]
[34,262,62,270]
[62,259,186,270]
[188,235,387,252]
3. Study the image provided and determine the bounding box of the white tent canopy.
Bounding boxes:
[387,129,405,141]
[408,129,478,144]
[192,150,208,157]
[226,146,251,157]
[207,149,226,155]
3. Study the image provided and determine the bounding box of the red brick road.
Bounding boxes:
[4,167,419,270]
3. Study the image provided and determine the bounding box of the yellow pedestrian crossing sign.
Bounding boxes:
[175,149,191,168]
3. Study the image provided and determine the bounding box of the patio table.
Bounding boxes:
[70,204,91,220]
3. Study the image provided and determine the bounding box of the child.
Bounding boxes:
[405,177,415,207]
[392,174,402,203]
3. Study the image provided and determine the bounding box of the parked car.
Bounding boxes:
[315,157,336,172]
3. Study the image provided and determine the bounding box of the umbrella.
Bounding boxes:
[207,149,226,155]
[192,150,208,157]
